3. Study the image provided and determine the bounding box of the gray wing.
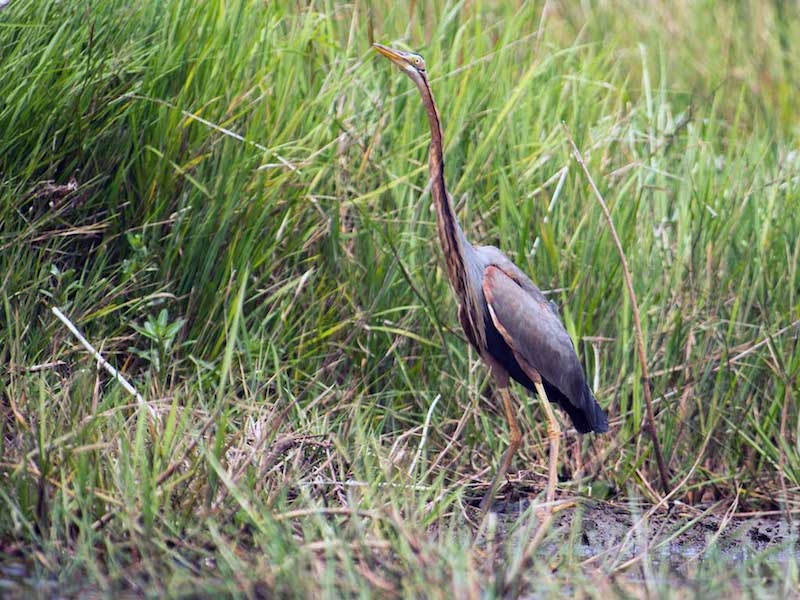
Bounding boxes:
[475,245,560,317]
[481,264,588,410]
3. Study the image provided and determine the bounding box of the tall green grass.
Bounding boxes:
[1,0,799,595]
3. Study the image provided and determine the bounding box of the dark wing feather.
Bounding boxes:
[482,264,608,432]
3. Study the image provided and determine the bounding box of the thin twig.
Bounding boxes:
[119,92,299,172]
[408,394,441,476]
[51,306,156,420]
[19,361,67,373]
[562,124,671,496]
[694,487,741,560]
[274,507,381,522]
[531,165,568,257]
[296,479,433,492]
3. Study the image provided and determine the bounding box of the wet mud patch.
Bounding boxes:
[490,497,800,577]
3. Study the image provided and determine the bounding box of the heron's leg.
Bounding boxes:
[532,379,560,505]
[480,386,522,513]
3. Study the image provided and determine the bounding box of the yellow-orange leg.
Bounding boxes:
[479,387,522,513]
[532,379,560,505]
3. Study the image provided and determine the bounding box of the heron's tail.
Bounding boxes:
[566,384,608,434]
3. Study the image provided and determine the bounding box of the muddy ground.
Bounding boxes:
[488,494,799,586]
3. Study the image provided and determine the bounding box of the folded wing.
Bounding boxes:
[482,264,608,433]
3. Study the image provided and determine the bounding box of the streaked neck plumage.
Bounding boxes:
[411,72,485,346]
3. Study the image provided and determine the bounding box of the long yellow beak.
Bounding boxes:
[373,43,407,67]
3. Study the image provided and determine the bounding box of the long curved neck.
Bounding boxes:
[415,76,472,300]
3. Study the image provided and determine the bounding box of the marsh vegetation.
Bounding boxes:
[1,0,799,596]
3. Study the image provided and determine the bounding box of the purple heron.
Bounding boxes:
[374,44,608,512]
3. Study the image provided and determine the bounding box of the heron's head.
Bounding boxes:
[373,44,427,86]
